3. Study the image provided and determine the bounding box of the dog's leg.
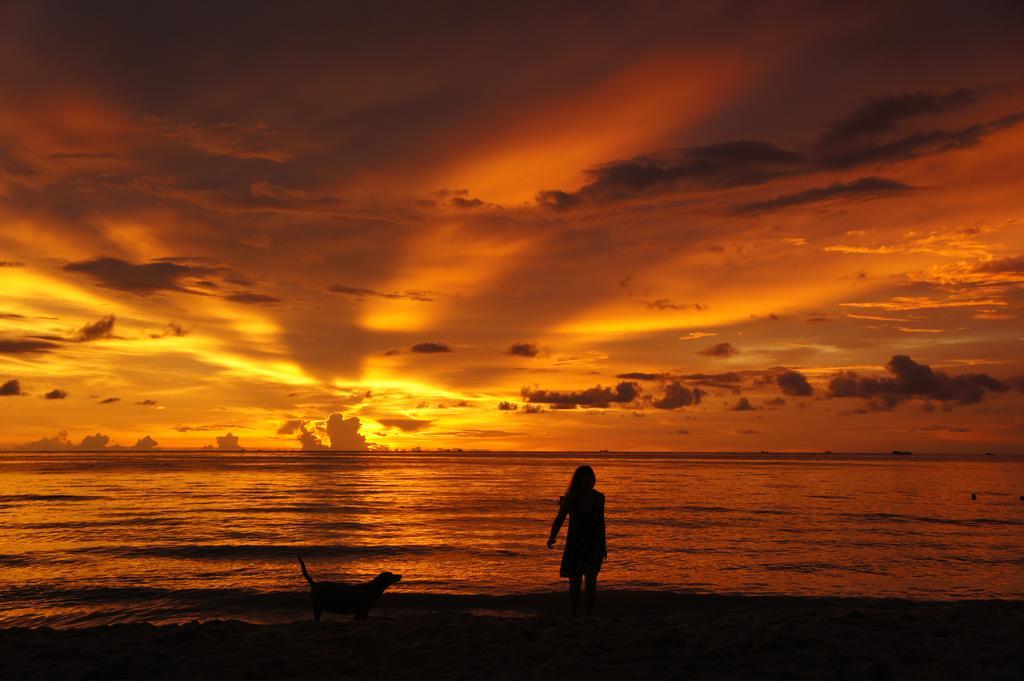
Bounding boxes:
[311,593,321,622]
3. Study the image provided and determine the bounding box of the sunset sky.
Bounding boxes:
[1,1,1023,452]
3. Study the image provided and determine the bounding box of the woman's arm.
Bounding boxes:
[547,500,568,548]
[598,494,607,559]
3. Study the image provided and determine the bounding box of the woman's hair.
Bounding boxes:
[563,464,596,503]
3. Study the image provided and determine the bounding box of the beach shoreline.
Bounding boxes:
[3,593,1021,680]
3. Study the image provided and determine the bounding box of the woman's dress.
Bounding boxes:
[560,491,606,577]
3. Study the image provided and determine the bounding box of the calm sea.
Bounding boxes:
[1,451,1022,626]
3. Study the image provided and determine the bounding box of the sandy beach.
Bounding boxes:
[2,592,1021,680]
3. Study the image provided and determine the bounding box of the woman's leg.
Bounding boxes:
[569,575,582,617]
[584,572,597,616]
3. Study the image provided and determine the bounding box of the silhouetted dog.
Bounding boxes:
[297,557,402,621]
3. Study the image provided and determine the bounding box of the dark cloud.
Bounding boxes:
[539,140,802,208]
[277,419,304,434]
[12,431,138,451]
[151,322,189,338]
[134,399,158,406]
[411,341,452,353]
[327,285,433,302]
[763,397,786,407]
[818,88,978,148]
[699,342,738,358]
[777,370,814,396]
[155,120,293,163]
[450,196,484,209]
[653,382,703,409]
[829,355,1008,407]
[98,397,120,404]
[521,381,639,408]
[737,429,760,435]
[974,255,1024,273]
[63,257,207,295]
[537,88,1022,210]
[225,293,282,305]
[738,177,913,213]
[44,389,67,399]
[15,431,72,451]
[173,423,244,432]
[0,338,59,354]
[497,401,518,411]
[920,424,971,433]
[616,372,665,381]
[214,433,242,451]
[732,397,756,411]
[297,424,326,450]
[281,415,367,450]
[1,379,24,396]
[535,189,581,210]
[378,417,432,432]
[507,342,538,357]
[0,260,26,267]
[73,315,116,342]
[1004,375,1024,393]
[821,112,1024,168]
[679,372,744,388]
[325,413,368,450]
[424,189,486,210]
[646,299,706,311]
[78,433,111,450]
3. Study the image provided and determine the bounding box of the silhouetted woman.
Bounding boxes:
[547,464,606,616]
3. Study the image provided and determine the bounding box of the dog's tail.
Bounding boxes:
[297,556,315,585]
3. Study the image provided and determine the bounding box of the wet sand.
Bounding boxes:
[2,593,1021,680]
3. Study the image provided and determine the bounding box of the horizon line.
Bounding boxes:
[0,448,1017,456]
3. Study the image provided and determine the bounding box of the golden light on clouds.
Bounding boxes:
[435,50,758,205]
[359,223,537,332]
[1,2,1023,452]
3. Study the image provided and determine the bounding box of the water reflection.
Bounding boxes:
[0,452,1022,625]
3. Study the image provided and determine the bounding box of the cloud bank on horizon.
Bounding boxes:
[1,1,1023,452]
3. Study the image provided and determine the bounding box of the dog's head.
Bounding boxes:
[375,571,402,588]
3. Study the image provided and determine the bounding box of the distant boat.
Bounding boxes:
[824,450,832,455]
[984,452,996,456]
[892,450,912,455]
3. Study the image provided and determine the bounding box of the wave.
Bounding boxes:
[833,512,1024,527]
[0,494,103,503]
[758,561,882,575]
[15,517,187,530]
[1,583,257,603]
[200,503,385,515]
[69,543,446,559]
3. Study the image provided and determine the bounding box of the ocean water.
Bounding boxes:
[1,451,1022,626]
